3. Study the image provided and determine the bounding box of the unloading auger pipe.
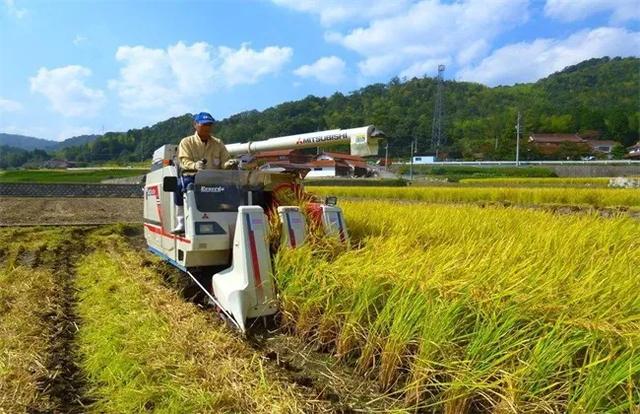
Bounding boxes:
[225,125,385,157]
[185,269,244,332]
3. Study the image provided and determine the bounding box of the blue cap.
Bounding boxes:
[193,112,215,125]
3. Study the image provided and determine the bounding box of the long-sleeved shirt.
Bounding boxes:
[177,133,231,174]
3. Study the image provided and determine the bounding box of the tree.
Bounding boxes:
[611,144,628,160]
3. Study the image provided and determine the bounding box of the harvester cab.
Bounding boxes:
[143,126,384,332]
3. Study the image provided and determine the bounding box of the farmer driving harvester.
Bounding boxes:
[172,112,238,233]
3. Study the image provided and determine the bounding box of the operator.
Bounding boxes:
[172,112,238,233]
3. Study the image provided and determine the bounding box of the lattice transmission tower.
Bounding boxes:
[430,64,446,155]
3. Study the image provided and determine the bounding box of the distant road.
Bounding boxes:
[404,160,640,166]
[67,167,147,170]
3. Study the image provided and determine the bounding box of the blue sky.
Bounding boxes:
[0,0,638,141]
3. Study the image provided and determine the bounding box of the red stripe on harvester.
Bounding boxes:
[149,184,165,228]
[246,215,264,301]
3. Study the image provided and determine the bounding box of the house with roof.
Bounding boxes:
[314,152,373,177]
[254,149,312,164]
[528,134,592,155]
[627,142,640,159]
[254,149,375,178]
[42,159,77,169]
[585,140,619,158]
[528,133,585,145]
[305,158,352,178]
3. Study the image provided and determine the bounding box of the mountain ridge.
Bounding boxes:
[1,56,638,167]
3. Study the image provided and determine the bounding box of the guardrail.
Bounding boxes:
[401,160,640,166]
[0,183,143,198]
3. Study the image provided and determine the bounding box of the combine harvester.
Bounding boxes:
[144,126,384,332]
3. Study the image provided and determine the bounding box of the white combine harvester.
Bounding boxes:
[143,126,384,332]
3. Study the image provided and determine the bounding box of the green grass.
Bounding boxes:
[309,185,640,208]
[274,200,640,411]
[0,169,147,183]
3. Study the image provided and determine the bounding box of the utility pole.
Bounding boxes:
[409,140,415,181]
[515,111,521,166]
[385,143,389,171]
[431,64,446,158]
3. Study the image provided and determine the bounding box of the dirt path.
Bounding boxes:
[0,197,141,226]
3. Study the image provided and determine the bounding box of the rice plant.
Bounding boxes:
[274,200,640,411]
[458,177,611,187]
[308,185,640,208]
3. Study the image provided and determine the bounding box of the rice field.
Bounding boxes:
[457,177,612,187]
[274,200,640,412]
[308,185,640,208]
[1,180,639,413]
[0,225,395,413]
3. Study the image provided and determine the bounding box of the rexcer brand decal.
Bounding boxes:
[200,186,225,193]
[296,132,348,145]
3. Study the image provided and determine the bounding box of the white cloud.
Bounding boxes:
[4,0,27,18]
[30,65,105,117]
[271,0,412,26]
[544,0,640,23]
[110,44,188,116]
[109,42,292,117]
[0,97,23,112]
[457,27,640,86]
[326,0,529,78]
[218,44,293,87]
[400,57,451,79]
[294,56,346,84]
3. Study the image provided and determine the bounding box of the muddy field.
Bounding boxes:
[0,197,142,226]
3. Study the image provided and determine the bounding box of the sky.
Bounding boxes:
[0,0,638,141]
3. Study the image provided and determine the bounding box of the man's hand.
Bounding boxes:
[223,159,239,170]
[195,160,206,170]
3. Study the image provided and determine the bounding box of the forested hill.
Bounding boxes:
[6,56,640,166]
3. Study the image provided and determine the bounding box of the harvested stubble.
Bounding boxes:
[0,264,56,413]
[0,228,76,413]
[274,200,640,412]
[75,229,330,413]
[308,185,640,208]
